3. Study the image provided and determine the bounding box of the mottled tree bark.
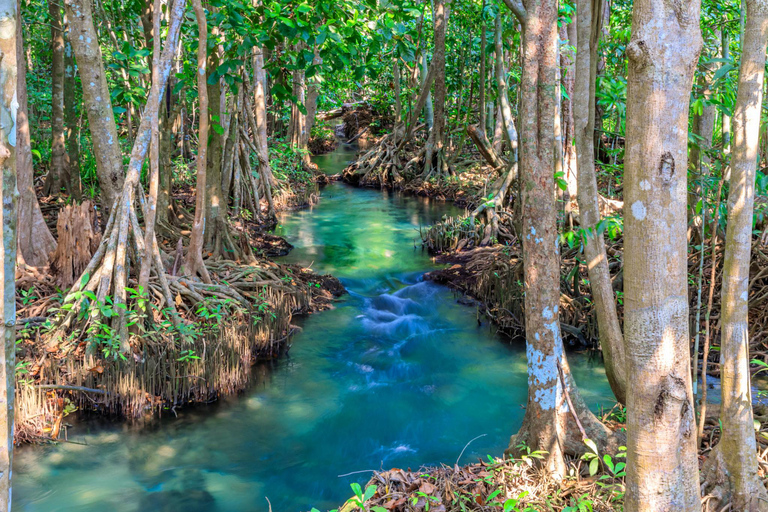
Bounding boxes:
[702,2,768,509]
[205,49,223,246]
[63,18,81,200]
[64,0,123,212]
[478,1,487,137]
[503,0,619,476]
[573,0,625,405]
[560,21,577,199]
[0,0,17,507]
[623,0,702,509]
[45,0,67,196]
[138,0,162,293]
[184,0,211,282]
[494,12,518,160]
[17,12,56,267]
[422,0,447,178]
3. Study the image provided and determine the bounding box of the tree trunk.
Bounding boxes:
[494,12,518,160]
[722,29,731,157]
[420,36,434,132]
[138,0,162,292]
[478,0,486,136]
[46,0,67,196]
[63,18,81,200]
[17,13,56,267]
[561,21,577,200]
[422,0,447,178]
[623,0,702,509]
[688,34,718,229]
[701,2,768,509]
[184,0,211,283]
[205,50,224,246]
[573,0,626,405]
[0,0,18,506]
[503,0,619,476]
[64,0,123,212]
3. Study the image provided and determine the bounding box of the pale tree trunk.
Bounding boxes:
[64,0,123,212]
[244,55,276,218]
[289,45,307,151]
[560,21,577,200]
[503,0,619,476]
[46,0,67,196]
[393,57,402,124]
[301,48,321,167]
[17,14,56,267]
[722,29,731,157]
[478,1,487,137]
[204,48,223,246]
[0,0,18,506]
[486,55,495,135]
[420,35,434,131]
[138,0,161,293]
[701,2,768,509]
[494,11,518,160]
[574,0,626,405]
[689,33,718,228]
[422,0,447,178]
[184,0,211,283]
[623,0,702,509]
[63,18,81,200]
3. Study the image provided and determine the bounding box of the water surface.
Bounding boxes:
[12,145,613,511]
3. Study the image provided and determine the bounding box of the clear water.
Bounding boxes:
[12,144,613,512]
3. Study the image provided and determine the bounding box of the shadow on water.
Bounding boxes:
[12,148,613,512]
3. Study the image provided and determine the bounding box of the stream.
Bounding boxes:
[12,144,613,512]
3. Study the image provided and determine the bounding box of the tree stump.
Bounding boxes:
[49,201,101,288]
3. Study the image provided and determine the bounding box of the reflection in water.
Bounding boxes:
[12,147,613,512]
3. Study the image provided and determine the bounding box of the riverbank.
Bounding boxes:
[15,163,345,443]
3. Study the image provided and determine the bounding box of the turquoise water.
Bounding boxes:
[12,145,613,511]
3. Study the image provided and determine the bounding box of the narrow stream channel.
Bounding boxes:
[12,144,613,512]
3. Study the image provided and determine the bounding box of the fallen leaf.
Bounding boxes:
[175,293,183,306]
[419,481,435,494]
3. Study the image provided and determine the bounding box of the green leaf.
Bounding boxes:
[589,458,599,476]
[363,484,376,501]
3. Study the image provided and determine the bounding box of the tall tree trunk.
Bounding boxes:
[64,0,123,212]
[561,21,577,200]
[503,0,619,476]
[205,49,223,246]
[63,18,81,200]
[17,15,56,267]
[623,0,702,509]
[0,0,18,506]
[574,0,625,404]
[245,50,275,217]
[422,0,447,178]
[478,0,487,136]
[722,29,731,156]
[495,12,518,160]
[184,0,211,282]
[138,0,162,292]
[420,36,434,131]
[702,2,768,509]
[393,56,402,124]
[46,0,67,196]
